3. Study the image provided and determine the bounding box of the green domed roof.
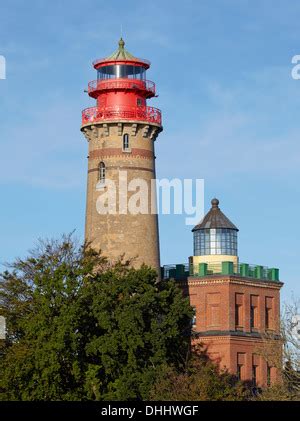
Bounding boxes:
[93,38,150,68]
[104,38,137,61]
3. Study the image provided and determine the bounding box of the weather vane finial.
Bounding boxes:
[119,36,125,50]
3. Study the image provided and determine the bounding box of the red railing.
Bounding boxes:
[88,79,156,96]
[82,105,162,126]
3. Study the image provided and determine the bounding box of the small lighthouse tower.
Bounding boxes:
[187,198,282,387]
[191,198,239,273]
[81,39,162,271]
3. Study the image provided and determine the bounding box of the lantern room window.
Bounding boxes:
[193,228,238,256]
[97,65,146,80]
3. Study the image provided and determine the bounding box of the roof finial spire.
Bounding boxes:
[211,198,219,209]
[119,37,125,50]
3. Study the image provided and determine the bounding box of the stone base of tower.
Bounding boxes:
[82,120,162,273]
[180,274,283,388]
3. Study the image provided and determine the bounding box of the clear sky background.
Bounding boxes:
[0,0,299,303]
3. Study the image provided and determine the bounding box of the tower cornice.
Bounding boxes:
[183,275,283,290]
[82,122,162,143]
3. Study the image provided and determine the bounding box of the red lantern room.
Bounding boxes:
[82,38,162,127]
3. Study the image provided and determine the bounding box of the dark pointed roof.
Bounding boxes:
[192,198,238,232]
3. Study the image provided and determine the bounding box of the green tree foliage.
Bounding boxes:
[0,235,193,400]
[150,348,251,401]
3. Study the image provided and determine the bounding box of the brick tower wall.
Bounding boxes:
[82,121,161,272]
[184,275,283,387]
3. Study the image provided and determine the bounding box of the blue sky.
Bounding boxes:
[0,0,300,303]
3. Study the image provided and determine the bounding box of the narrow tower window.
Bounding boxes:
[265,297,274,330]
[206,293,220,327]
[191,306,196,329]
[267,365,271,386]
[250,295,259,330]
[237,353,245,381]
[252,365,257,386]
[252,355,259,387]
[235,293,244,329]
[99,162,106,184]
[123,133,130,151]
[250,305,255,328]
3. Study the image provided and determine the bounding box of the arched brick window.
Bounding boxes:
[123,133,130,151]
[99,161,105,183]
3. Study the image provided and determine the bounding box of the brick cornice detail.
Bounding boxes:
[183,277,283,290]
[193,330,280,340]
[193,336,267,343]
[89,148,153,160]
[88,165,154,174]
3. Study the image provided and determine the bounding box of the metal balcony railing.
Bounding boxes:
[161,264,190,280]
[88,79,156,96]
[161,262,280,282]
[82,105,162,126]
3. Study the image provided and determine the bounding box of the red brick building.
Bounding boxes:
[163,198,283,387]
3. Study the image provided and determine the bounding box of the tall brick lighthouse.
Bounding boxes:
[81,39,162,271]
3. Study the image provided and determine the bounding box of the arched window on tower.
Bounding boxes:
[99,161,106,184]
[123,133,130,151]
